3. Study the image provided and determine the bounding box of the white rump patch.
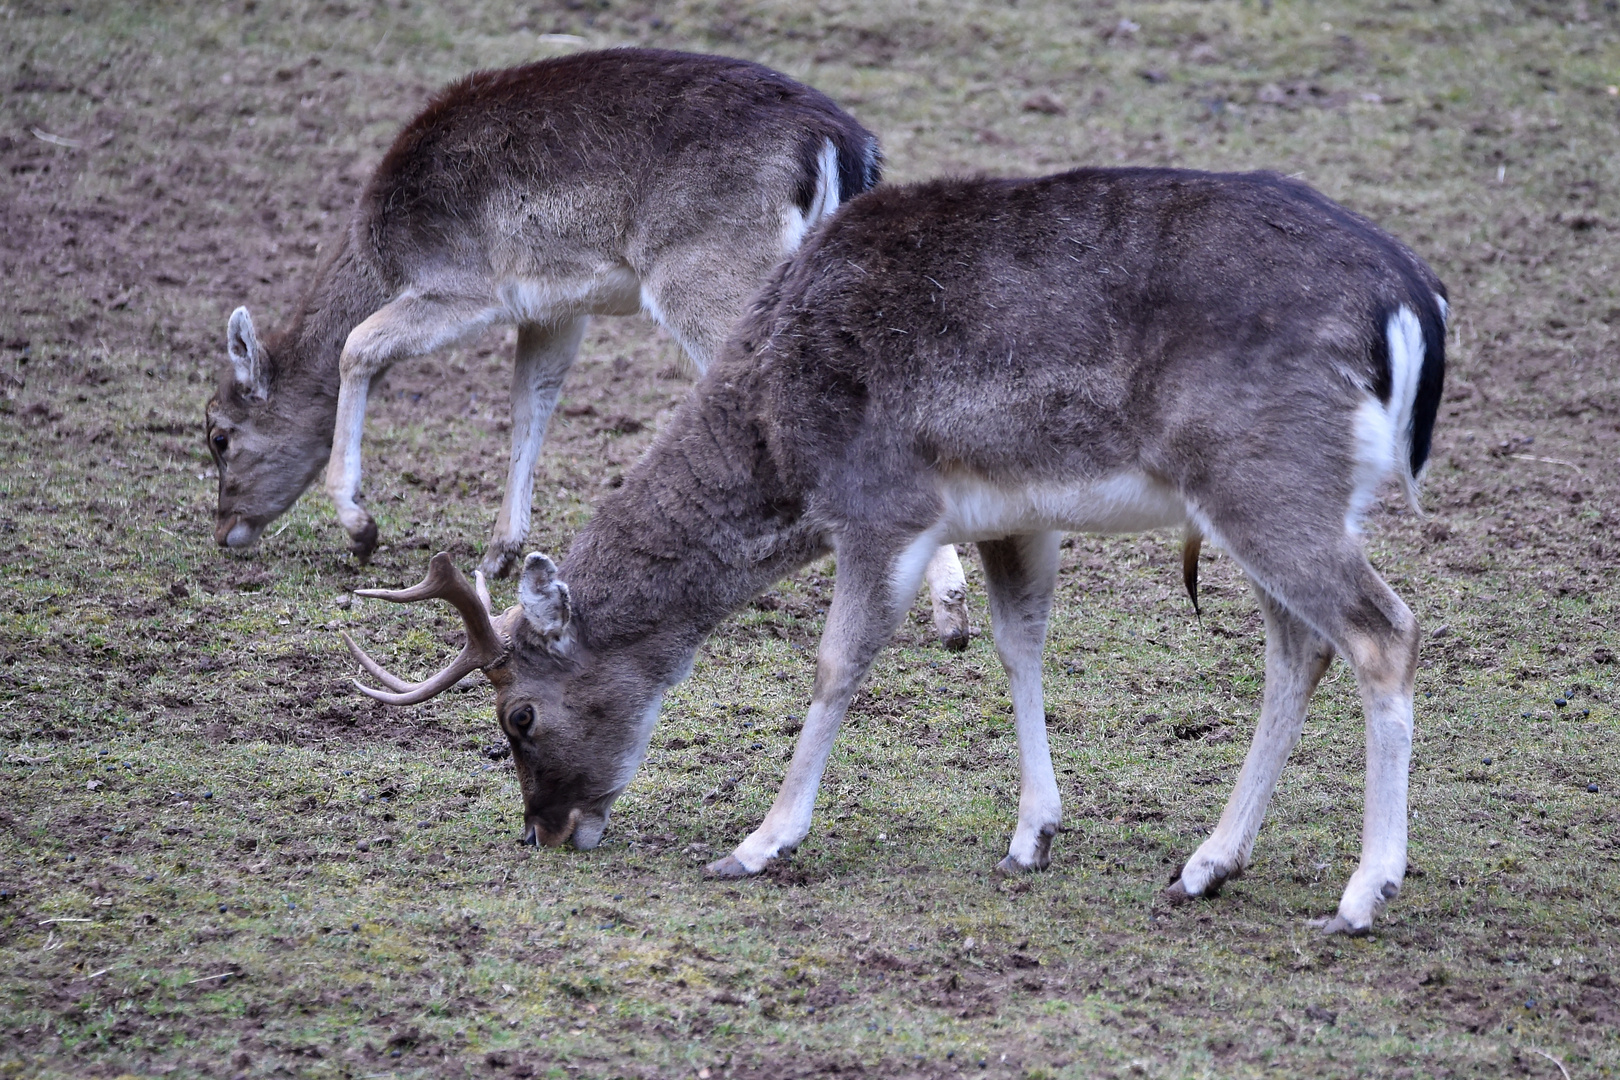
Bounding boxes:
[1347,304,1428,532]
[805,138,843,224]
[780,205,810,254]
[1347,398,1397,535]
[780,138,843,255]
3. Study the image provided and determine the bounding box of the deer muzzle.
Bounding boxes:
[521,807,584,849]
[215,515,262,549]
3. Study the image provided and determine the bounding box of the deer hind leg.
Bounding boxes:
[1324,564,1419,935]
[1167,585,1335,902]
[923,543,973,651]
[977,531,1063,873]
[1256,553,1417,934]
[708,529,942,878]
[1190,522,1418,933]
[480,318,589,579]
[329,291,501,560]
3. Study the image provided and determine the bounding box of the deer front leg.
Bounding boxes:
[481,318,588,579]
[707,530,941,877]
[328,358,383,560]
[326,293,502,561]
[923,544,972,651]
[1167,586,1334,902]
[977,532,1063,873]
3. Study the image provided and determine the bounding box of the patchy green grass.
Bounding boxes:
[2,0,1618,1076]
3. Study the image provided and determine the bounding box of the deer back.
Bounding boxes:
[359,49,882,293]
[728,169,1445,524]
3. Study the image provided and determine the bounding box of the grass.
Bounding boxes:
[2,0,1618,1076]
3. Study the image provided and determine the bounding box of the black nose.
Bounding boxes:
[519,823,538,847]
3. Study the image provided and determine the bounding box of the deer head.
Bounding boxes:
[206,306,340,550]
[343,552,666,850]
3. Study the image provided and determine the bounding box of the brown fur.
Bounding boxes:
[360,168,1444,932]
[205,48,879,563]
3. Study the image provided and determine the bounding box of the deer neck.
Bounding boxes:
[266,226,389,418]
[559,369,821,679]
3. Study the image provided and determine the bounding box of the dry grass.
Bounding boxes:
[1,1,1617,1077]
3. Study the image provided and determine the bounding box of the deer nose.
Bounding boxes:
[520,808,582,848]
[217,517,261,549]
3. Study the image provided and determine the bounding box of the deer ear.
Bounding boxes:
[227,306,268,400]
[519,552,572,642]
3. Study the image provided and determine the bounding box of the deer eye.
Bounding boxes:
[505,704,535,734]
[210,430,228,453]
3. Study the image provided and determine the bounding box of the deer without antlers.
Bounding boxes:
[345,166,1447,934]
[205,48,974,648]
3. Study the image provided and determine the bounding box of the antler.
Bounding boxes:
[340,552,507,706]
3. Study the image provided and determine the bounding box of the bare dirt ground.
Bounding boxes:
[1,1,1617,1078]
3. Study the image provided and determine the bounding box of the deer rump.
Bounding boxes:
[352,165,1447,937]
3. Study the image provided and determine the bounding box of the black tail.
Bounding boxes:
[834,127,883,200]
[1408,288,1447,477]
[792,125,883,216]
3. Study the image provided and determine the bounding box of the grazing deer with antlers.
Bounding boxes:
[205,48,974,648]
[344,166,1447,934]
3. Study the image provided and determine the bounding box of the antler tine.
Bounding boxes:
[349,649,488,706]
[353,550,463,602]
[474,569,493,616]
[340,552,508,707]
[352,552,505,664]
[340,630,415,693]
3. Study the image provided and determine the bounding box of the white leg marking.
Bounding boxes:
[727,696,839,873]
[483,318,588,577]
[1330,610,1415,933]
[324,294,504,547]
[722,531,939,874]
[921,544,971,650]
[981,532,1063,873]
[326,368,373,538]
[1172,587,1333,899]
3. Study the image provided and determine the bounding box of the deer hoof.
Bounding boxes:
[703,854,756,879]
[992,853,1042,877]
[1167,855,1241,900]
[995,824,1056,876]
[1319,914,1371,937]
[480,542,522,580]
[348,518,379,563]
[933,601,972,651]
